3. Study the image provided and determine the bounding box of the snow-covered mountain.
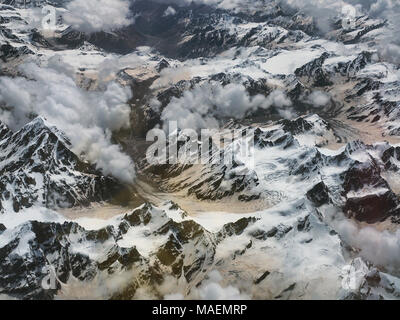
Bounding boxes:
[2,200,400,300]
[0,117,135,212]
[1,0,400,300]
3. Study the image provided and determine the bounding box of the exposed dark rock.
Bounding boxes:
[295,52,333,87]
[0,44,33,62]
[344,191,399,223]
[156,59,170,72]
[254,271,270,284]
[307,182,330,207]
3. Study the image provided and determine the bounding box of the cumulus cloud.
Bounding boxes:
[63,0,134,33]
[163,6,177,16]
[150,66,191,90]
[197,270,251,300]
[0,60,135,183]
[164,292,185,300]
[307,91,331,107]
[368,0,397,17]
[159,82,292,131]
[279,0,356,33]
[91,50,153,87]
[325,207,400,272]
[378,43,400,65]
[283,0,400,41]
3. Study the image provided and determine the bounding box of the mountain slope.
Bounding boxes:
[0,117,135,212]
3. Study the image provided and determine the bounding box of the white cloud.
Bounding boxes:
[0,60,135,183]
[159,82,292,131]
[163,6,177,17]
[63,0,133,33]
[161,270,250,300]
[325,207,400,272]
[338,219,400,271]
[379,43,400,65]
[150,66,191,90]
[164,293,184,300]
[149,0,400,51]
[308,91,331,107]
[198,271,250,300]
